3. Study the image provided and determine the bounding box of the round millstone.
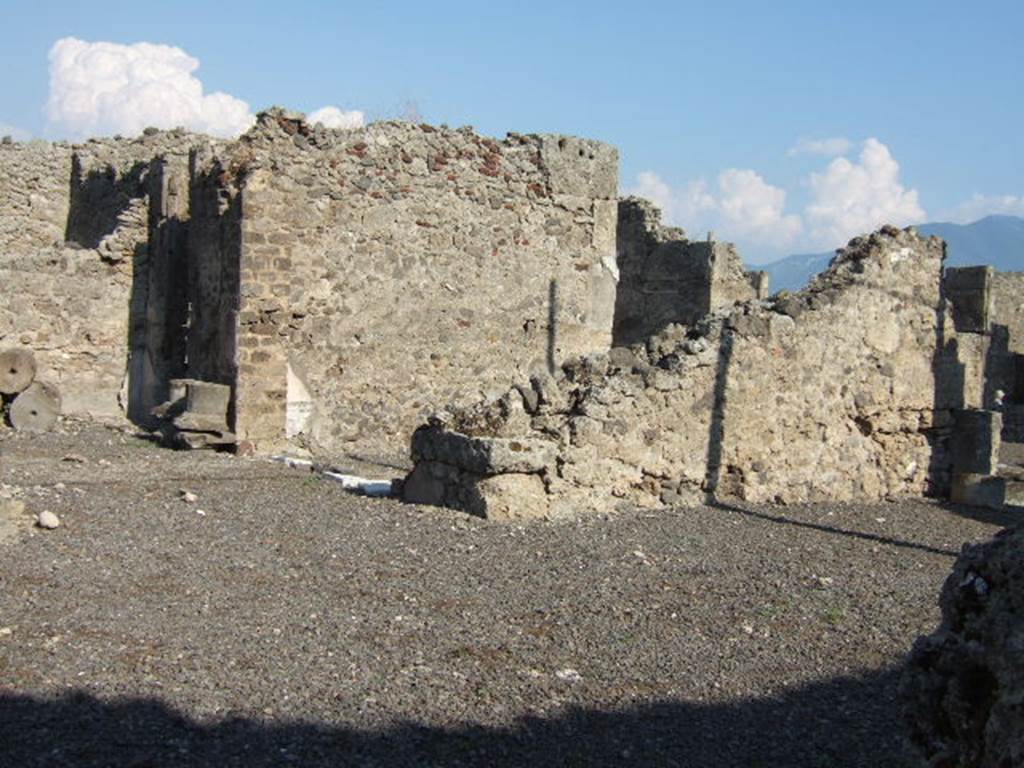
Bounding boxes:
[0,349,37,395]
[10,382,62,433]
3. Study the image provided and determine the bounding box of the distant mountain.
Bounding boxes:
[762,215,1024,293]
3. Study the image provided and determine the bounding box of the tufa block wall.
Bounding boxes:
[214,110,620,450]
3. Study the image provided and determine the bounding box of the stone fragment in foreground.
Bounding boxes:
[902,526,1024,767]
[36,510,60,529]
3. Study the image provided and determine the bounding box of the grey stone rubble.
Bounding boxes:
[902,525,1024,767]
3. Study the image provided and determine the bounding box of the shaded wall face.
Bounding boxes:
[0,136,196,421]
[229,121,619,450]
[185,151,242,398]
[942,269,1024,408]
[126,156,191,423]
[612,199,760,347]
[988,272,1024,402]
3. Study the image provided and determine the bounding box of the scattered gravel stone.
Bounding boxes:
[36,510,60,529]
[555,668,583,683]
[180,490,198,503]
[0,423,1016,767]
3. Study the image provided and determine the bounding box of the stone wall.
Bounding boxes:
[988,271,1024,403]
[0,132,206,421]
[0,141,72,252]
[612,197,767,346]
[215,110,620,451]
[404,226,959,518]
[991,271,1024,354]
[941,268,1024,408]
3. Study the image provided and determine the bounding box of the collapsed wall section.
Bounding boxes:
[404,226,955,518]
[221,110,620,451]
[612,197,767,346]
[0,133,198,420]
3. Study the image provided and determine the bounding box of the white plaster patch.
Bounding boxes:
[601,253,620,282]
[286,363,313,438]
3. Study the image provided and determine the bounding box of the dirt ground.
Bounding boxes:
[0,420,1017,767]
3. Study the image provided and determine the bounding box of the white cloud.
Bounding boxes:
[0,122,31,141]
[937,193,1024,224]
[628,137,925,261]
[717,169,803,245]
[307,106,365,130]
[787,136,853,158]
[628,169,801,254]
[46,37,256,139]
[805,138,925,247]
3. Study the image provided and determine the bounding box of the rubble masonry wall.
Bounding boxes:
[404,227,956,517]
[219,112,620,450]
[0,135,199,419]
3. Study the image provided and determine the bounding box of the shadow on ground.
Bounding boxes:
[1,666,919,767]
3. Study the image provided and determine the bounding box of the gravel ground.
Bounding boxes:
[0,421,1017,767]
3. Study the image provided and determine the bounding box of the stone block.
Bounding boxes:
[401,462,447,507]
[951,409,1002,475]
[950,473,1006,509]
[469,473,550,521]
[186,381,231,418]
[409,425,556,475]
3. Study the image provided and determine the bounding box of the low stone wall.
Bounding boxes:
[404,226,959,518]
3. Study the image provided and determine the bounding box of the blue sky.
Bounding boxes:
[2,0,1021,262]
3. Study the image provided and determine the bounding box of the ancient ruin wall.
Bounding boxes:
[219,111,620,450]
[612,197,766,346]
[0,140,72,252]
[940,268,1024,410]
[404,226,955,518]
[991,271,1024,354]
[0,133,203,420]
